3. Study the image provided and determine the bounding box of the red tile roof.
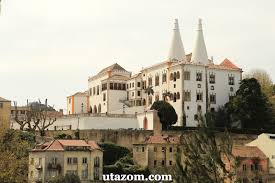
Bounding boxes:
[219,58,240,69]
[145,135,180,144]
[232,146,267,159]
[32,139,101,152]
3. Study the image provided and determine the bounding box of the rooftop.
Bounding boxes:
[32,139,101,152]
[98,63,128,74]
[0,97,10,102]
[232,146,267,159]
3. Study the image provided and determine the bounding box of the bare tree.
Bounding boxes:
[13,101,32,130]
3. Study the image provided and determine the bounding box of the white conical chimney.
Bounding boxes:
[167,19,186,62]
[191,19,208,64]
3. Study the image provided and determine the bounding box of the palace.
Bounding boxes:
[86,19,242,127]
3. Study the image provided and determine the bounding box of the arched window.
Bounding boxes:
[94,157,100,167]
[176,71,180,79]
[98,104,101,113]
[177,92,180,99]
[173,93,177,102]
[143,117,148,130]
[173,72,177,81]
[90,106,93,113]
[170,73,173,81]
[143,99,146,106]
[93,105,97,113]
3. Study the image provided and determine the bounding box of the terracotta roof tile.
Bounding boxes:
[232,146,267,159]
[219,58,240,69]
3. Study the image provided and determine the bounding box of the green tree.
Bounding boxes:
[47,174,81,183]
[99,143,130,165]
[226,78,273,129]
[0,128,35,183]
[150,101,178,129]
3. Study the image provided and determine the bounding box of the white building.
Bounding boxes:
[67,91,89,115]
[247,133,275,174]
[88,19,242,127]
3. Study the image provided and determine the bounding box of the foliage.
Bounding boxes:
[104,154,150,175]
[54,133,72,139]
[47,174,81,183]
[176,118,237,183]
[99,143,130,165]
[0,128,35,183]
[150,101,178,129]
[225,78,273,129]
[244,69,274,97]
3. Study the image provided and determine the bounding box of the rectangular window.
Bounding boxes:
[210,94,216,104]
[73,157,78,164]
[169,161,172,165]
[110,83,114,90]
[118,83,122,90]
[154,160,157,167]
[184,91,191,101]
[114,83,118,90]
[82,157,87,164]
[154,147,157,152]
[148,77,153,86]
[209,73,215,84]
[132,92,135,97]
[155,75,159,86]
[162,73,167,83]
[137,91,141,96]
[82,169,88,179]
[137,82,141,87]
[169,147,173,152]
[67,157,72,164]
[142,147,145,152]
[102,83,107,91]
[103,93,106,101]
[122,84,126,90]
[142,81,147,89]
[196,92,203,101]
[229,75,235,85]
[93,87,96,95]
[196,72,202,81]
[96,86,99,95]
[184,71,190,80]
[52,157,57,165]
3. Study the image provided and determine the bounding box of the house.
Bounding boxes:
[67,91,89,115]
[0,96,11,128]
[28,139,103,183]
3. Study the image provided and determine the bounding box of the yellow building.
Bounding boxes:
[28,139,103,183]
[0,97,11,128]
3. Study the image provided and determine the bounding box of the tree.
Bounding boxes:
[99,143,130,165]
[48,174,81,183]
[13,99,57,136]
[177,118,237,183]
[150,101,178,130]
[226,78,273,129]
[0,128,35,183]
[244,69,274,97]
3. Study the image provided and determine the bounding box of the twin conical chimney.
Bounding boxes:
[167,19,187,62]
[191,19,209,64]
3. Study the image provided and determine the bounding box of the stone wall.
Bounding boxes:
[45,129,257,150]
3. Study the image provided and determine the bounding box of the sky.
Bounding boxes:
[0,0,275,111]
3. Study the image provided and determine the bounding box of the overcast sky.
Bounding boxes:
[0,0,274,110]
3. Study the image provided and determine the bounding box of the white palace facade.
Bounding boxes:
[87,19,242,127]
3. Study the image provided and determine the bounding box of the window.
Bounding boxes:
[102,83,107,91]
[169,161,172,165]
[230,87,234,92]
[209,73,215,84]
[142,81,146,89]
[122,84,126,90]
[176,92,180,100]
[211,85,214,90]
[173,72,177,81]
[132,92,134,97]
[142,147,145,152]
[155,75,159,86]
[52,157,57,165]
[170,73,173,81]
[110,83,114,90]
[197,84,201,88]
[196,92,203,101]
[194,114,198,120]
[162,160,165,166]
[126,84,129,89]
[196,72,202,81]
[210,94,216,104]
[82,157,87,164]
[148,77,153,86]
[154,147,157,152]
[184,71,190,80]
[97,85,99,95]
[176,71,180,79]
[173,93,177,102]
[93,87,96,95]
[154,160,157,167]
[243,164,247,172]
[73,157,78,164]
[132,82,135,88]
[228,75,235,85]
[82,169,88,179]
[162,147,165,152]
[184,91,191,101]
[114,83,118,90]
[103,93,106,101]
[162,73,167,83]
[94,157,100,167]
[67,157,72,164]
[197,105,202,112]
[94,167,100,180]
[137,82,141,87]
[169,147,173,152]
[137,91,141,96]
